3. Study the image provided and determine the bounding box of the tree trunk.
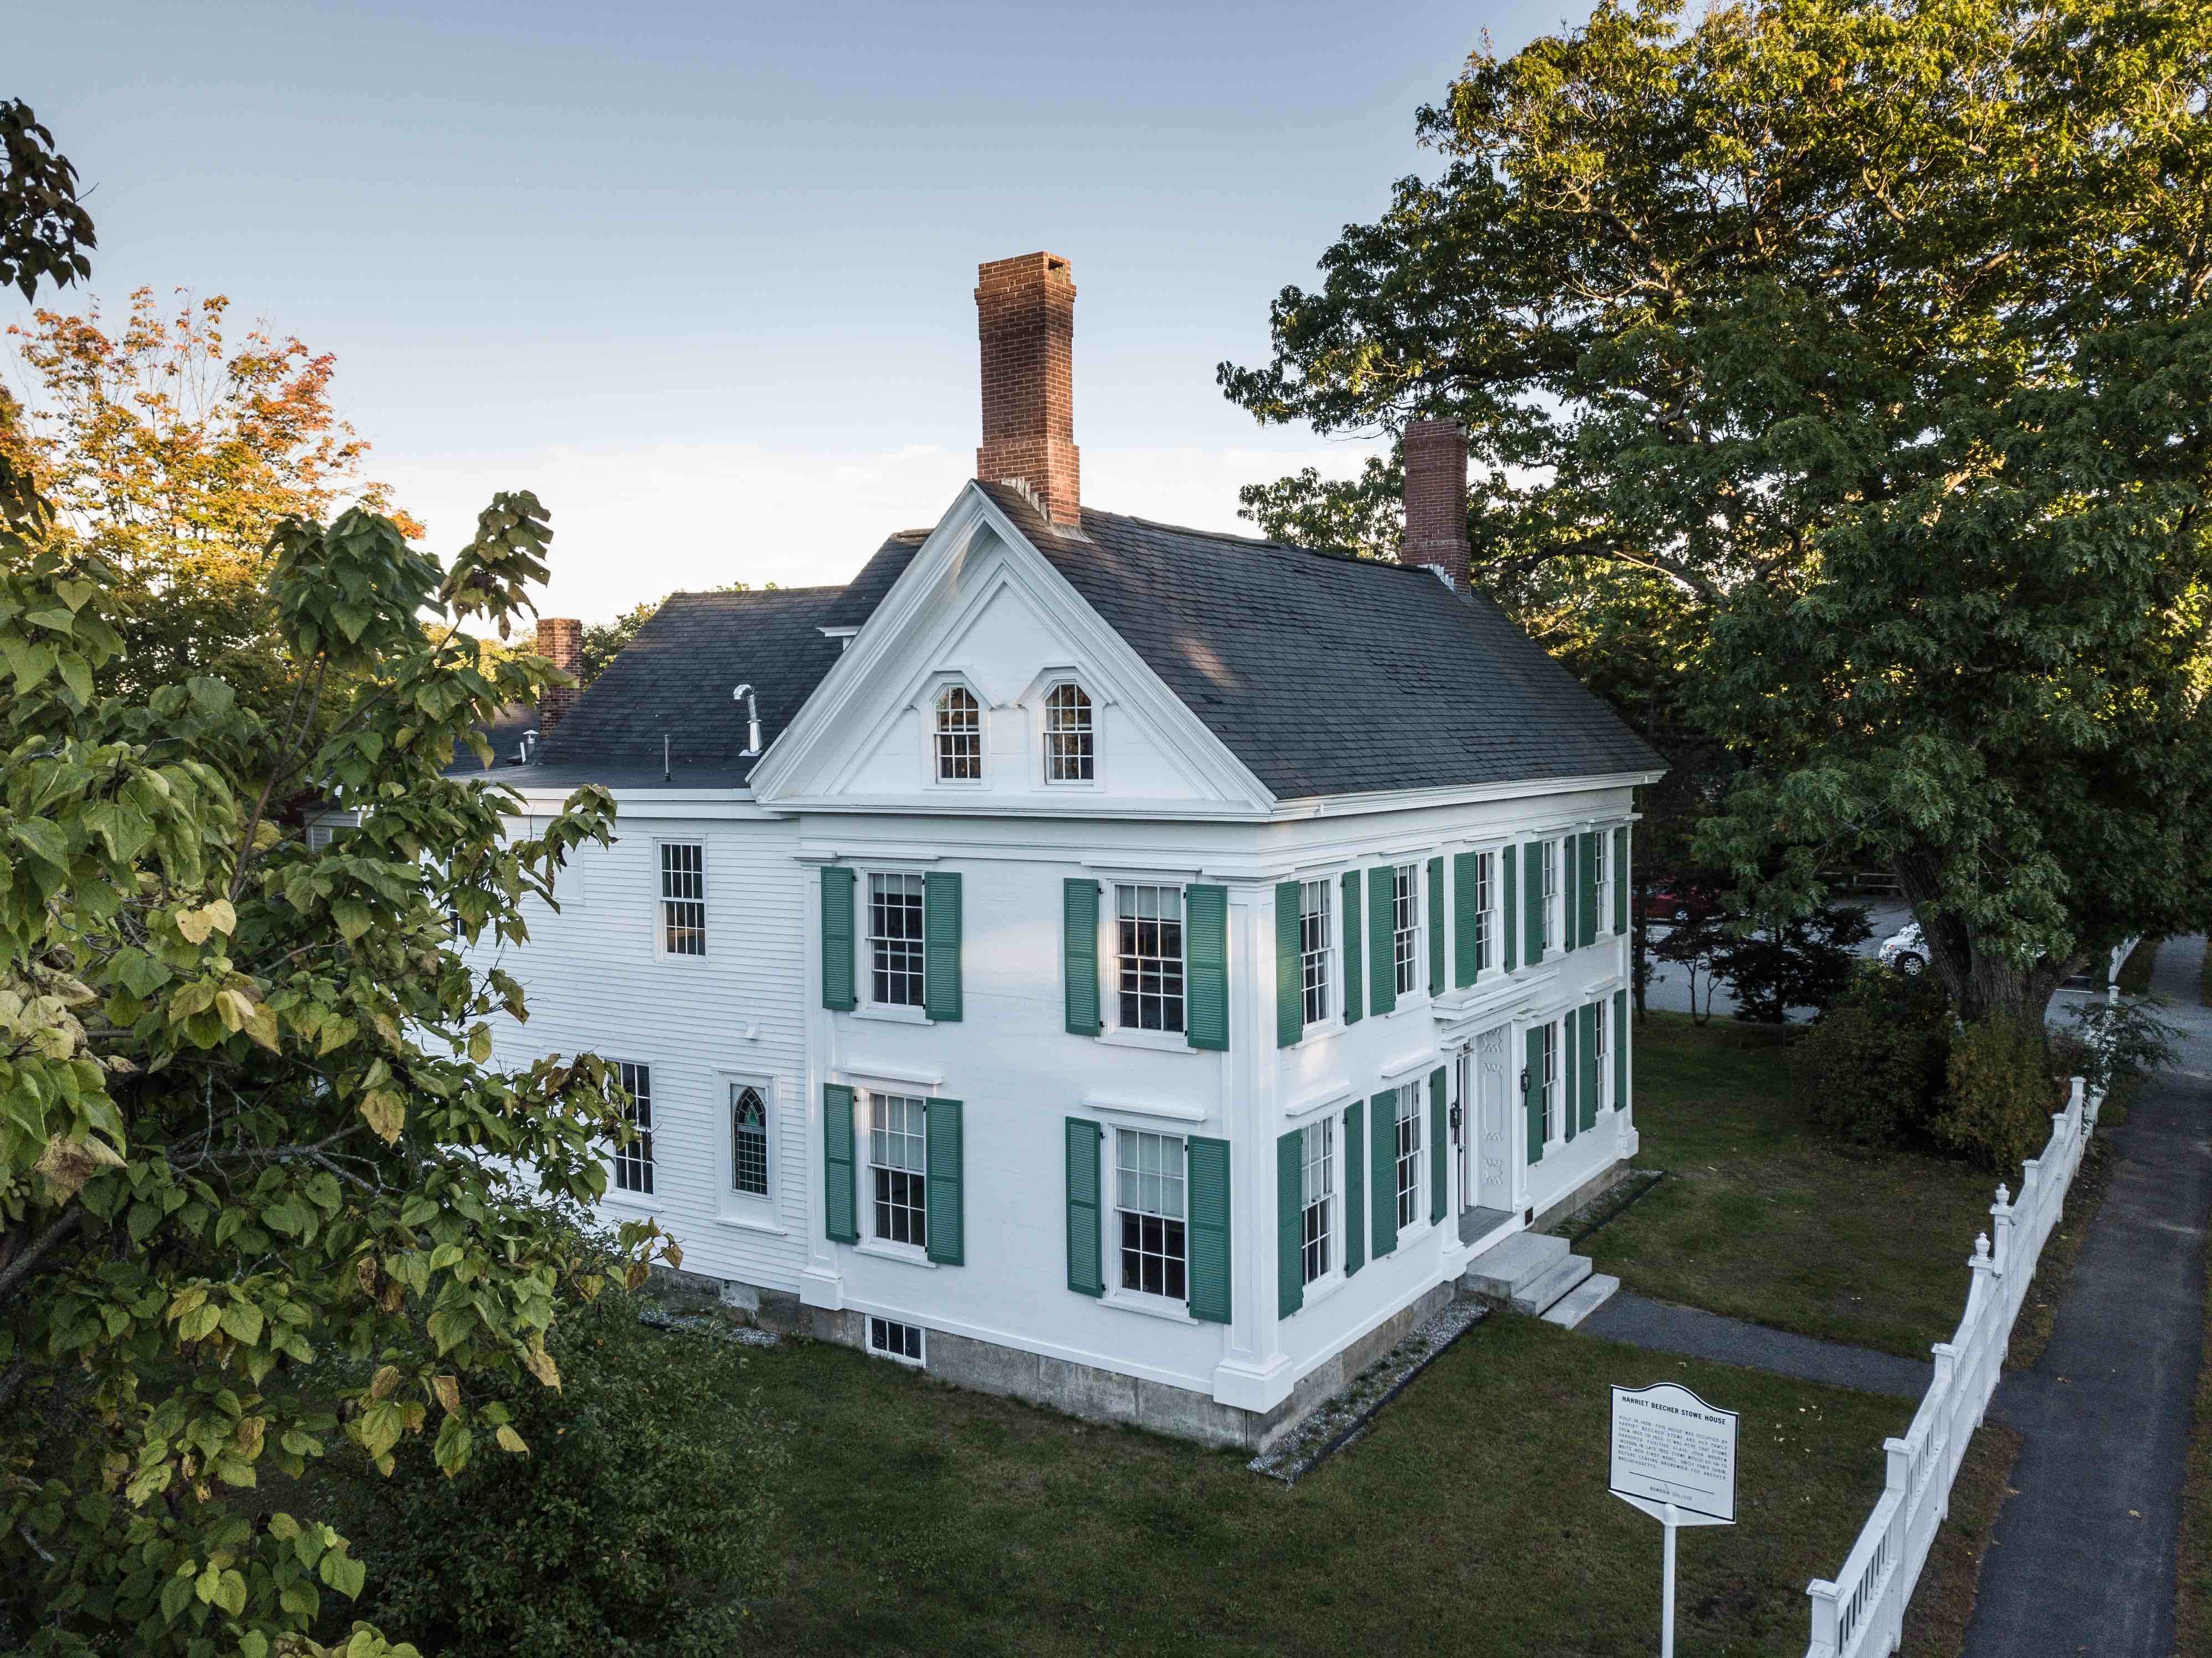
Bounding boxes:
[1893,853,2083,1031]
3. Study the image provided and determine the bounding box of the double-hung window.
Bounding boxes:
[1540,841,1559,953]
[1391,862,1421,998]
[1542,1022,1561,1143]
[1593,832,1611,936]
[1471,852,1494,973]
[611,1060,653,1195]
[1594,999,1610,1111]
[1299,878,1332,1026]
[868,873,926,1008]
[1300,1118,1334,1285]
[868,1093,928,1247]
[1116,1128,1187,1301]
[934,684,981,781]
[1394,1083,1422,1229]
[731,1084,770,1198]
[1044,682,1094,782]
[660,842,705,956]
[1114,883,1185,1034]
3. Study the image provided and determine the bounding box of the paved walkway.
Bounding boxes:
[1962,938,2212,1658]
[1580,1289,1933,1399]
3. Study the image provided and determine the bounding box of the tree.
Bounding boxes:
[1223,0,2212,1026]
[1709,906,1873,1024]
[0,107,678,1657]
[577,581,761,692]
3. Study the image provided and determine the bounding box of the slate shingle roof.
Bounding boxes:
[974,481,1664,800]
[821,529,930,630]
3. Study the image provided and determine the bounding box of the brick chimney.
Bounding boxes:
[975,252,1080,527]
[1400,418,1470,594]
[535,616,582,734]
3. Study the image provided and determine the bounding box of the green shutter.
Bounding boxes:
[1524,1028,1544,1165]
[1368,867,1396,1016]
[1454,851,1479,987]
[1579,1004,1600,1132]
[1341,872,1364,1026]
[824,1083,857,1242]
[1370,1091,1398,1258]
[925,1097,964,1265]
[1276,881,1304,1048]
[1615,988,1629,1110]
[1563,1018,1577,1143]
[1343,1099,1365,1276]
[821,867,856,1011]
[1427,856,1446,996]
[1561,833,1579,954]
[1503,842,1519,972]
[1186,884,1230,1051]
[1428,1066,1448,1225]
[1277,1129,1305,1319]
[1186,1137,1232,1323]
[1580,831,1600,948]
[1065,1118,1104,1295]
[1063,878,1100,1036]
[1523,843,1545,966]
[924,872,962,1022]
[1614,826,1630,936]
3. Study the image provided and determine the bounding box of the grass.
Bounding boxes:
[2116,935,2162,997]
[1586,1014,2001,1358]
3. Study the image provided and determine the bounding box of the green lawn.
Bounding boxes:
[1588,1014,1998,1359]
[731,1313,1902,1657]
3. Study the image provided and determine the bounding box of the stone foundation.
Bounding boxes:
[1530,1154,1635,1238]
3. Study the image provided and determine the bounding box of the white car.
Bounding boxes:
[1878,921,1927,975]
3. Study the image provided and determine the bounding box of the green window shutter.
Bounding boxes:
[1186,884,1230,1051]
[1561,833,1579,954]
[1502,843,1518,972]
[1614,826,1630,936]
[924,872,962,1022]
[1370,1091,1398,1259]
[1276,881,1304,1048]
[1343,1099,1366,1276]
[1563,1019,1578,1143]
[823,1083,857,1242]
[1523,843,1545,966]
[1065,1117,1104,1296]
[1368,867,1396,1016]
[1186,1137,1232,1323]
[1063,878,1100,1036]
[1277,1129,1305,1319]
[1524,1028,1545,1165]
[1454,851,1479,987]
[925,1097,964,1265]
[1579,832,1600,948]
[1614,988,1629,1110]
[821,867,856,1011]
[1428,1066,1448,1225]
[1341,872,1364,1025]
[1579,1005,1600,1133]
[1427,856,1446,997]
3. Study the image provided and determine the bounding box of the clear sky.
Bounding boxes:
[12,1,1566,622]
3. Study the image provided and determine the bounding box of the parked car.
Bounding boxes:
[1878,920,1928,975]
[1635,881,1723,925]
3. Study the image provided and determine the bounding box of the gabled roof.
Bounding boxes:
[821,529,930,631]
[973,481,1664,800]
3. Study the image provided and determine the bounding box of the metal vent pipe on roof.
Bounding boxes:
[733,684,762,757]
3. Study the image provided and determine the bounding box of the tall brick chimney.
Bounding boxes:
[1400,418,1471,595]
[975,252,1080,527]
[535,616,582,734]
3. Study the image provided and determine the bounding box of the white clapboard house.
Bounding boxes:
[461,253,1666,1449]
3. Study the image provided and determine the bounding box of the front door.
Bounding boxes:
[1473,1024,1514,1212]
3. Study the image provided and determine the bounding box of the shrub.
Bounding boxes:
[1791,961,1952,1145]
[2062,995,2182,1097]
[348,1290,786,1658]
[1932,1015,2053,1175]
[1713,905,1876,1024]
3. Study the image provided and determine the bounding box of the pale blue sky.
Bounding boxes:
[14,1,1567,620]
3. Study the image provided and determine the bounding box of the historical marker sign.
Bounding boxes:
[1609,1381,1738,1524]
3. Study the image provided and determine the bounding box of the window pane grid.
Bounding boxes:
[1595,1000,1609,1108]
[1543,1025,1560,1142]
[1116,1129,1187,1299]
[1542,842,1558,949]
[1115,884,1185,1033]
[1300,1118,1333,1285]
[660,843,705,956]
[731,1085,769,1196]
[1044,683,1094,782]
[1394,1084,1422,1229]
[869,1093,928,1246]
[1473,853,1492,972]
[612,1061,653,1194]
[869,872,926,1007]
[1392,863,1420,996]
[1594,835,1610,934]
[1299,879,1332,1025]
[934,685,981,781]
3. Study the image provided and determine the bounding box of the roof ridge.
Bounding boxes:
[1077,502,1435,578]
[663,584,846,598]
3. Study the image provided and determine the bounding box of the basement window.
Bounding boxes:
[868,1317,925,1367]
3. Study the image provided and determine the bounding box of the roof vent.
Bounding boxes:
[733,684,762,758]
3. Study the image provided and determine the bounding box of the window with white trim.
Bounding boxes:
[1043,682,1094,782]
[1114,883,1185,1034]
[1300,1117,1334,1285]
[868,873,926,1008]
[1542,1022,1561,1143]
[611,1061,653,1195]
[1299,878,1332,1025]
[934,684,981,781]
[1391,862,1421,997]
[660,842,705,956]
[1393,1083,1422,1228]
[868,1316,924,1366]
[1593,832,1611,935]
[731,1084,769,1198]
[868,1093,928,1247]
[1115,1128,1186,1301]
[1594,999,1610,1110]
[1540,840,1559,953]
[1471,852,1494,973]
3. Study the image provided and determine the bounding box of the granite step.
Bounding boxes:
[1460,1231,1568,1307]
[1539,1272,1620,1330]
[1511,1253,1593,1317]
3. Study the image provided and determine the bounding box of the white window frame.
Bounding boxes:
[864,1089,930,1257]
[866,1316,926,1368]
[725,1077,775,1212]
[1104,881,1189,1042]
[1593,830,1612,937]
[1299,878,1334,1028]
[1471,851,1496,975]
[1109,1126,1190,1312]
[1392,1081,1424,1230]
[1541,840,1560,954]
[1040,678,1098,787]
[1300,1117,1337,1289]
[863,871,929,1015]
[1391,861,1423,1000]
[607,1058,655,1200]
[1541,1022,1562,1146]
[930,680,984,786]
[1594,997,1610,1112]
[656,840,707,960]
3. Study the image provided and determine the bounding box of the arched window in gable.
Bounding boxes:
[1043,682,1094,782]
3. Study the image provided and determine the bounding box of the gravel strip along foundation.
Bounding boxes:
[638,1299,782,1348]
[1248,1297,1489,1485]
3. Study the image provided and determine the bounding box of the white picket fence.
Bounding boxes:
[1803,1076,2102,1657]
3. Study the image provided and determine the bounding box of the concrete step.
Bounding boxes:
[1511,1253,1593,1317]
[1539,1272,1620,1330]
[1460,1231,1569,1307]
